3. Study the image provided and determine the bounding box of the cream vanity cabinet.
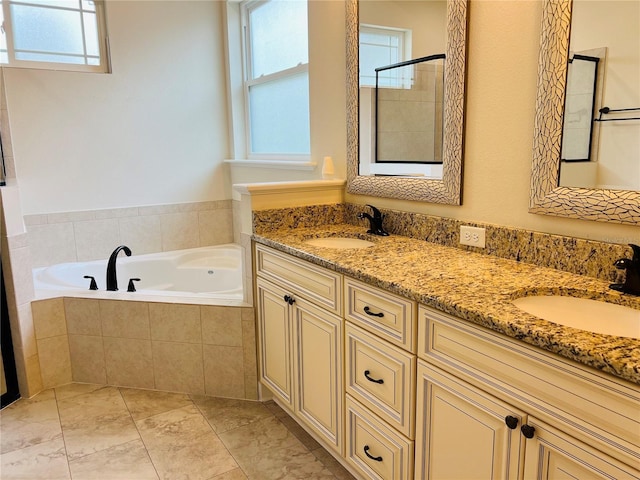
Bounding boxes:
[344,278,417,480]
[415,305,640,480]
[254,244,344,454]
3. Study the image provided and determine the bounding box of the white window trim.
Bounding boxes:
[224,0,310,165]
[0,0,111,73]
[359,23,412,88]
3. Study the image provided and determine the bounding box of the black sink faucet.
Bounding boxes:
[357,204,389,236]
[106,245,131,291]
[610,244,640,296]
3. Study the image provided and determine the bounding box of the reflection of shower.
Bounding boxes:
[561,54,599,162]
[374,54,446,168]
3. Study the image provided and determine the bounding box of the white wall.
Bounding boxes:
[3,1,230,215]
[3,0,639,245]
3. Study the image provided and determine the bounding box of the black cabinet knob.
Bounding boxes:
[521,424,536,439]
[505,415,519,430]
[283,294,295,305]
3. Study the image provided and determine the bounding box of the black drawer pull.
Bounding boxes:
[283,294,295,305]
[364,445,383,462]
[364,370,384,384]
[363,306,384,317]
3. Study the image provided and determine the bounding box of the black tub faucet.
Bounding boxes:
[610,244,640,296]
[106,245,131,291]
[357,204,389,236]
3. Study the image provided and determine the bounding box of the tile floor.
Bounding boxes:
[0,383,356,480]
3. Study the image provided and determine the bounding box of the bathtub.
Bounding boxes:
[33,244,245,305]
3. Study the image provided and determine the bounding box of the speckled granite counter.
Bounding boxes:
[253,224,640,385]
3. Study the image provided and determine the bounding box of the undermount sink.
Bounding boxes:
[303,237,375,249]
[512,295,640,339]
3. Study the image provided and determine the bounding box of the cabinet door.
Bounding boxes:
[293,297,344,454]
[415,361,525,480]
[256,278,294,410]
[522,418,640,480]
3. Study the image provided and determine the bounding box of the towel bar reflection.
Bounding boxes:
[594,106,640,122]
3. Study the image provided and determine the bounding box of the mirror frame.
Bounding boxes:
[346,0,468,204]
[530,0,640,225]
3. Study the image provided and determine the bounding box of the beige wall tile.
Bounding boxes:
[103,337,154,389]
[27,223,76,268]
[241,308,257,378]
[201,306,242,346]
[160,212,199,251]
[119,215,162,255]
[74,219,121,262]
[37,335,72,389]
[31,298,66,339]
[152,341,204,395]
[203,345,244,399]
[4,245,35,306]
[16,302,38,358]
[149,303,201,343]
[64,298,102,336]
[244,375,258,401]
[23,353,44,398]
[198,209,233,246]
[100,300,150,339]
[68,335,106,384]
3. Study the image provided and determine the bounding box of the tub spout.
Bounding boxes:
[106,245,131,291]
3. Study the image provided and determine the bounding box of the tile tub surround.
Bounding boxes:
[24,200,234,268]
[254,203,632,283]
[31,298,258,400]
[252,223,640,385]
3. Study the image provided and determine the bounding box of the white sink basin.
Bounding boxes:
[303,237,375,249]
[512,295,640,339]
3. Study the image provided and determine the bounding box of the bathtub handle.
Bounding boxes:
[127,278,141,292]
[83,276,98,290]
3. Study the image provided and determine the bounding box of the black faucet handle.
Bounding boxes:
[127,278,141,292]
[366,204,383,219]
[629,244,640,261]
[83,275,98,290]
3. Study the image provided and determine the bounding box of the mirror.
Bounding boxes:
[346,0,468,204]
[558,1,639,191]
[530,0,640,224]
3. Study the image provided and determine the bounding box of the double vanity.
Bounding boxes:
[251,222,639,480]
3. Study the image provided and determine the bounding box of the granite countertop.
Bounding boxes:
[253,224,640,385]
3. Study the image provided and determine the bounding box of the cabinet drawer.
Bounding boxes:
[255,244,342,315]
[418,305,640,469]
[345,396,413,480]
[345,277,416,352]
[345,323,415,438]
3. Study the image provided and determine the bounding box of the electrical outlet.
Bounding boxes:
[460,225,486,248]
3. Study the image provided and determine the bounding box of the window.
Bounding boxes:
[242,0,310,158]
[359,25,411,87]
[0,0,109,72]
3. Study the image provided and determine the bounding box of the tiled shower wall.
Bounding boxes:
[25,200,235,268]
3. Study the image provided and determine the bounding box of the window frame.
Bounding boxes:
[359,24,412,88]
[0,0,110,73]
[239,0,310,161]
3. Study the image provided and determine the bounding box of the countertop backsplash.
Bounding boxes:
[253,203,630,284]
